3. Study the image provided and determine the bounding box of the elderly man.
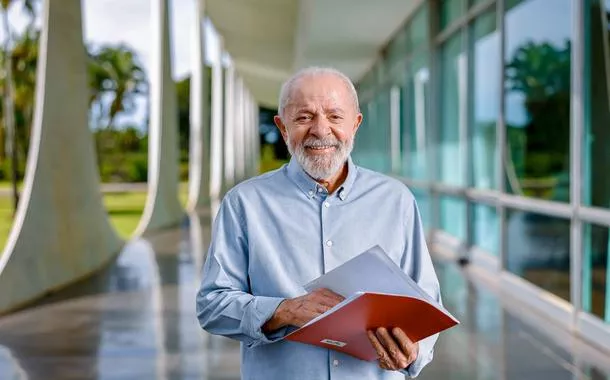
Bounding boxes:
[196,67,442,379]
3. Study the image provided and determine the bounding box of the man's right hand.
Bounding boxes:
[262,288,344,333]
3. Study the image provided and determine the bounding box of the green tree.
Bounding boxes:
[87,44,148,130]
[505,40,571,190]
[1,0,36,213]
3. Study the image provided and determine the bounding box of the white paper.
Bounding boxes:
[304,245,449,316]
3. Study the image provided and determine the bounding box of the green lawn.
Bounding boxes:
[103,191,148,240]
[0,183,189,251]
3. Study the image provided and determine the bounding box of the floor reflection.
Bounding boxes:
[0,209,608,379]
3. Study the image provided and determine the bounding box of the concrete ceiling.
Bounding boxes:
[205,0,422,109]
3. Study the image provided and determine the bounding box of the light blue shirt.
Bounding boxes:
[196,156,442,380]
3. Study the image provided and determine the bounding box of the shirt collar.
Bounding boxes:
[285,155,358,201]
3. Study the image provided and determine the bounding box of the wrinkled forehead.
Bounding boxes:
[285,75,354,113]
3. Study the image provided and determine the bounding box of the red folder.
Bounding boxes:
[285,292,458,361]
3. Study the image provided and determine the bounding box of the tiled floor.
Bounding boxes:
[0,211,608,379]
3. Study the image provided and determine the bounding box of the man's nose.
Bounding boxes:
[309,117,332,137]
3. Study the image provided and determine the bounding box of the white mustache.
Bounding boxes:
[302,138,341,149]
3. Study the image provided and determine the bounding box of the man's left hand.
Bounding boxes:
[367,327,418,371]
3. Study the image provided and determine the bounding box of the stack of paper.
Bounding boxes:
[284,245,459,361]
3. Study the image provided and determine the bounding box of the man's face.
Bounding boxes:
[274,74,362,180]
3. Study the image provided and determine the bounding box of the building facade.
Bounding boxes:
[352,0,610,352]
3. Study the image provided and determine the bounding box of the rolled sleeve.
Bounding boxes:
[246,296,287,344]
[400,334,438,377]
[196,194,288,348]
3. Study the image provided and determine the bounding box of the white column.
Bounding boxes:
[223,64,235,189]
[209,39,224,199]
[244,90,252,178]
[247,91,256,177]
[136,0,183,234]
[187,0,210,211]
[232,77,244,183]
[0,0,122,313]
[253,105,260,175]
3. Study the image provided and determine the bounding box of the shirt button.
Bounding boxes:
[324,202,330,208]
[326,240,333,247]
[333,359,339,366]
[308,190,314,196]
[317,187,324,192]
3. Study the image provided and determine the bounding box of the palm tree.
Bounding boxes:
[88,44,148,130]
[1,0,36,213]
[11,26,38,160]
[87,44,147,173]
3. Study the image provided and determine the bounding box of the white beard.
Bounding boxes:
[287,135,354,180]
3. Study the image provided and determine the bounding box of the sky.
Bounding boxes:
[0,0,221,129]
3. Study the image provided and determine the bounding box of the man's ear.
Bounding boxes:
[353,112,363,133]
[274,115,289,143]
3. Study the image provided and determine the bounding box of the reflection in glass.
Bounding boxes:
[440,33,467,186]
[401,53,430,180]
[473,204,498,255]
[584,0,610,209]
[470,10,499,189]
[440,196,466,240]
[504,0,571,202]
[506,209,570,301]
[410,4,428,50]
[412,188,431,229]
[583,223,610,323]
[354,85,392,173]
[440,0,463,30]
[371,89,392,172]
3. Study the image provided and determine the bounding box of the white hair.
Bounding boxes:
[278,66,360,119]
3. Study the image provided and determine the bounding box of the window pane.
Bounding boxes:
[410,4,429,50]
[583,223,609,323]
[440,196,466,240]
[440,33,466,186]
[372,89,392,172]
[470,10,499,189]
[506,210,570,301]
[584,0,610,209]
[440,0,464,30]
[504,0,571,202]
[469,0,489,7]
[473,204,498,255]
[387,26,409,67]
[401,53,430,180]
[355,91,392,172]
[412,188,431,229]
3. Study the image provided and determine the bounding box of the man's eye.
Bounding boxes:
[296,115,311,121]
[330,115,342,120]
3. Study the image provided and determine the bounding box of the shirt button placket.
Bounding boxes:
[320,192,331,274]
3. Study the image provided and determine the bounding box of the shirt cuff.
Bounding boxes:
[399,334,437,378]
[247,296,286,346]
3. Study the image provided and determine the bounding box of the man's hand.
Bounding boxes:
[367,327,418,371]
[262,288,344,332]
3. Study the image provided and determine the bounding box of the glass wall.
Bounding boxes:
[506,210,571,301]
[470,9,499,189]
[440,33,466,186]
[354,0,610,339]
[440,196,467,240]
[584,0,610,209]
[583,223,609,322]
[504,0,572,202]
[473,204,498,255]
[413,189,431,229]
[402,53,430,180]
[440,0,464,30]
